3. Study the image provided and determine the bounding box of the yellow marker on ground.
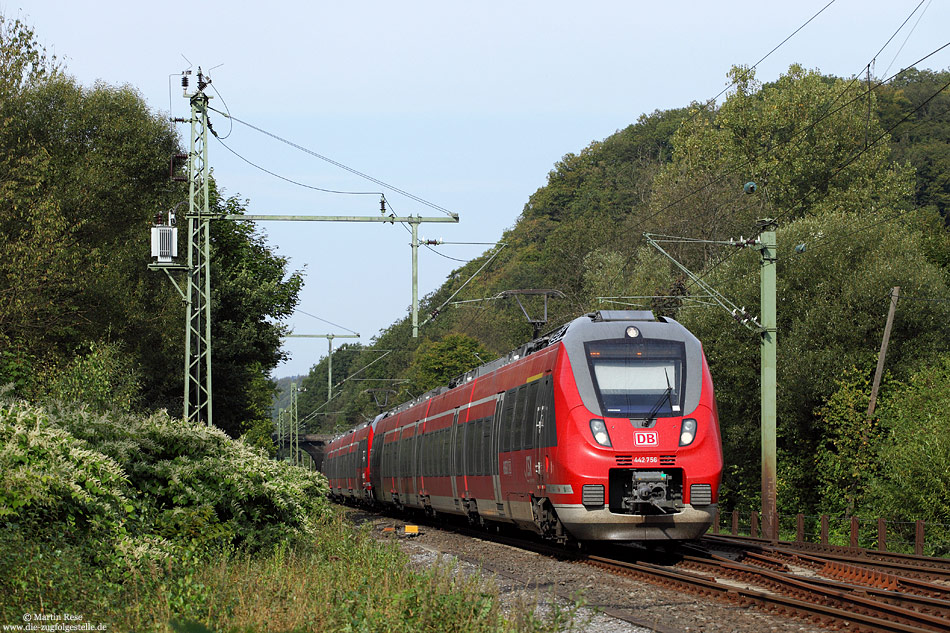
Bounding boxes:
[404,525,419,535]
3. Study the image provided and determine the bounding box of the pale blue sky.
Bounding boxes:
[8,1,950,376]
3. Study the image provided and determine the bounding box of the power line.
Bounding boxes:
[294,310,360,335]
[883,0,933,77]
[699,0,839,110]
[215,135,382,196]
[208,107,456,217]
[870,0,928,67]
[646,44,950,294]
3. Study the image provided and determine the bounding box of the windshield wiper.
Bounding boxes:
[642,368,673,426]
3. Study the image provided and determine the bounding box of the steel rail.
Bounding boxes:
[586,554,945,633]
[674,554,950,632]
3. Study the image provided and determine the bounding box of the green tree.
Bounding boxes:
[867,354,950,554]
[650,65,914,270]
[0,67,184,406]
[210,191,303,441]
[0,15,303,440]
[680,211,950,513]
[406,334,492,396]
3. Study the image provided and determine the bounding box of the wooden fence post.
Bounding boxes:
[915,520,925,556]
[850,516,859,548]
[877,518,886,552]
[820,515,829,545]
[796,513,805,543]
[732,510,739,536]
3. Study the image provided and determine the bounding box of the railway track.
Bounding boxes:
[461,526,950,632]
[352,504,950,632]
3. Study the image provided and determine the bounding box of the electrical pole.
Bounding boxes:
[867,287,900,418]
[229,208,458,338]
[290,382,299,466]
[285,333,360,402]
[644,192,779,541]
[756,219,778,542]
[150,68,214,426]
[183,71,213,427]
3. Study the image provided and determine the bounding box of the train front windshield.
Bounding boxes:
[585,339,686,418]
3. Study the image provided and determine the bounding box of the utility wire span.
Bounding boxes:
[294,309,360,336]
[644,43,950,292]
[208,107,456,217]
[421,243,508,328]
[698,0,838,110]
[298,348,396,424]
[216,135,382,196]
[883,0,933,78]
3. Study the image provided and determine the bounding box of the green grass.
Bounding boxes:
[1,510,578,632]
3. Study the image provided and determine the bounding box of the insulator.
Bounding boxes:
[181,75,189,89]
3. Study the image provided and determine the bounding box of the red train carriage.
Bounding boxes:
[323,310,723,542]
[324,420,374,504]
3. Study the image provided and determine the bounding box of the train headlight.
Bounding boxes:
[679,418,697,446]
[590,419,613,447]
[625,326,640,338]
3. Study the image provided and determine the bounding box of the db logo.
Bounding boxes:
[634,431,658,447]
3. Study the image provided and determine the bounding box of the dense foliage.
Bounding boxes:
[0,15,300,441]
[2,398,570,631]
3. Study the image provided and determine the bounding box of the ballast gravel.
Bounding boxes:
[351,510,829,633]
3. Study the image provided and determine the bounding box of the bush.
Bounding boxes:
[865,355,950,554]
[44,342,141,413]
[43,401,331,550]
[0,400,131,533]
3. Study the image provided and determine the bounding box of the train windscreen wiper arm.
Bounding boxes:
[642,368,673,425]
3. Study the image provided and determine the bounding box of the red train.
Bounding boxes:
[323,310,722,542]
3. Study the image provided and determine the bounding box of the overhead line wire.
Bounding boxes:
[635,41,950,298]
[294,309,360,335]
[215,136,382,196]
[209,107,456,217]
[697,0,839,111]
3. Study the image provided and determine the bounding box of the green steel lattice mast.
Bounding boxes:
[183,71,213,426]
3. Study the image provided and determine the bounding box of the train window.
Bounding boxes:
[442,429,449,476]
[492,400,503,474]
[541,376,558,448]
[466,422,476,476]
[512,384,527,451]
[523,380,539,450]
[500,390,515,453]
[481,418,492,476]
[585,339,687,417]
[428,431,434,477]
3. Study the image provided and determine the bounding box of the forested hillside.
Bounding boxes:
[295,63,950,530]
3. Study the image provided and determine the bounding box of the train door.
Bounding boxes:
[534,375,553,490]
[449,410,460,502]
[359,439,368,481]
[491,394,505,514]
[522,378,541,493]
[412,421,423,505]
